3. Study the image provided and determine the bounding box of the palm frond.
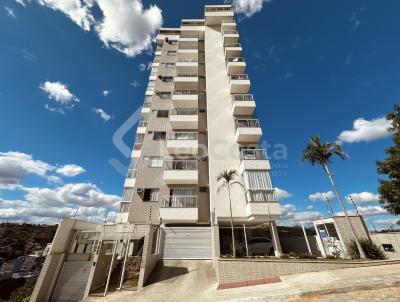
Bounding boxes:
[301,135,347,167]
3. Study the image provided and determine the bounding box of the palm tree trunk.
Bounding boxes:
[323,164,366,259]
[227,184,236,257]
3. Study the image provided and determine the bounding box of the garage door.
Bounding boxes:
[162,227,212,259]
[52,261,92,302]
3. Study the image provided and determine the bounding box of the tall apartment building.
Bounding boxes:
[31,5,282,301]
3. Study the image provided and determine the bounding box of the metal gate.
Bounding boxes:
[162,227,212,259]
[51,261,92,302]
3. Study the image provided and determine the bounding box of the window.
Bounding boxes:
[162,76,173,83]
[143,188,160,201]
[243,170,273,190]
[199,187,208,193]
[167,51,176,56]
[158,91,172,99]
[149,157,163,168]
[382,244,395,252]
[153,131,166,141]
[119,202,130,213]
[157,110,169,118]
[122,188,134,201]
[164,63,175,68]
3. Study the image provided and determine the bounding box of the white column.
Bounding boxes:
[269,221,282,257]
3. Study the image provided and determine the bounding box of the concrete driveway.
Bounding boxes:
[84,260,400,302]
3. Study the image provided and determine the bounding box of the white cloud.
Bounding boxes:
[37,0,94,31]
[337,117,391,144]
[56,164,85,177]
[94,0,163,57]
[309,191,336,202]
[39,81,79,113]
[346,192,380,204]
[374,219,399,226]
[274,187,292,200]
[102,89,110,97]
[15,0,31,7]
[0,151,54,187]
[139,63,146,71]
[130,80,140,88]
[307,205,315,210]
[5,6,16,18]
[337,205,387,217]
[231,0,271,18]
[93,107,112,121]
[278,203,323,226]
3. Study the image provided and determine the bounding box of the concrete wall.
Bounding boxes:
[371,232,400,259]
[138,226,161,288]
[217,258,400,284]
[87,245,112,293]
[30,218,100,302]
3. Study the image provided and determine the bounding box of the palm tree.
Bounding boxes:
[302,136,366,259]
[216,169,242,257]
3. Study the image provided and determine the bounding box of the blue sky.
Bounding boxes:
[0,0,399,228]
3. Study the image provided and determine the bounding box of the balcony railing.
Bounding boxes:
[231,94,254,102]
[133,143,142,150]
[240,149,268,161]
[138,120,148,127]
[230,74,249,80]
[175,73,198,77]
[226,57,244,63]
[182,21,204,26]
[142,102,151,108]
[161,196,197,208]
[167,132,198,140]
[170,108,198,115]
[126,168,137,179]
[225,43,241,48]
[245,188,277,203]
[205,7,232,12]
[235,119,260,129]
[178,45,198,50]
[223,30,238,35]
[174,89,197,95]
[164,160,197,170]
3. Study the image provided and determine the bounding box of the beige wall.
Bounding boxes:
[371,233,400,259]
[138,226,161,288]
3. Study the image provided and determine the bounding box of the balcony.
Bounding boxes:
[136,120,147,134]
[229,74,250,94]
[169,109,198,129]
[222,31,239,46]
[167,132,198,155]
[245,189,281,219]
[176,61,198,74]
[231,94,255,115]
[163,160,198,184]
[205,6,234,25]
[224,43,242,59]
[226,57,246,75]
[172,90,198,108]
[235,119,262,143]
[131,142,143,158]
[177,49,198,62]
[239,149,271,173]
[179,37,198,48]
[174,73,198,90]
[221,21,236,33]
[159,196,198,222]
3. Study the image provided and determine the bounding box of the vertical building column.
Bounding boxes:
[269,221,282,257]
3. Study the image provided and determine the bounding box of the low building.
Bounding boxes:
[370,232,400,259]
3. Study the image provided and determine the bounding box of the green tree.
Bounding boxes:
[216,169,242,257]
[302,136,366,259]
[377,105,400,215]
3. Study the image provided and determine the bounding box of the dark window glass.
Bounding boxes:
[157,110,169,118]
[153,131,166,141]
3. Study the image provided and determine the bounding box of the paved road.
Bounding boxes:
[84,261,400,302]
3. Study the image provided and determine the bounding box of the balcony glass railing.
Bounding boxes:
[170,108,198,115]
[167,132,198,140]
[245,188,277,203]
[174,89,197,95]
[225,43,241,48]
[133,143,142,150]
[240,149,268,161]
[161,196,197,208]
[164,160,197,170]
[223,30,238,35]
[205,7,232,12]
[182,21,204,26]
[231,94,254,102]
[230,74,249,80]
[226,57,244,63]
[119,201,130,213]
[138,120,148,127]
[235,119,260,129]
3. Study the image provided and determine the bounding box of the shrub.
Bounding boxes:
[298,253,317,259]
[280,253,290,259]
[347,238,386,260]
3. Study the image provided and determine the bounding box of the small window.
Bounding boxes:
[158,92,172,99]
[157,110,169,118]
[382,244,395,252]
[162,76,173,83]
[143,188,160,201]
[199,187,208,193]
[153,131,166,141]
[149,157,163,168]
